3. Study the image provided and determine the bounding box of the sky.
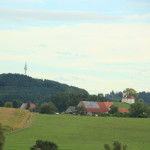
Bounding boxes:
[0,0,150,94]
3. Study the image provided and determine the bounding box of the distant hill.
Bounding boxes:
[0,73,88,103]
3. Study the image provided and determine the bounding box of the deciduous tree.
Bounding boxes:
[129,99,150,118]
[109,105,118,114]
[124,88,138,98]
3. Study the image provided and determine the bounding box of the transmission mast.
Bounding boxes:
[24,63,27,75]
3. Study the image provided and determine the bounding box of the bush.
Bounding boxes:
[30,140,58,150]
[129,99,150,118]
[4,102,13,108]
[0,123,5,150]
[98,113,110,117]
[104,141,127,150]
[109,105,118,114]
[39,102,57,114]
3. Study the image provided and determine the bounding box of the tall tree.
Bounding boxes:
[12,100,22,108]
[0,100,4,107]
[124,88,138,98]
[26,103,30,110]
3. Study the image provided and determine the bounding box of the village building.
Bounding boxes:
[20,103,36,110]
[78,101,113,115]
[78,101,129,115]
[65,106,76,114]
[122,93,135,104]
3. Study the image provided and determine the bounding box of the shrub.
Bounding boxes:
[0,123,5,150]
[39,102,57,114]
[30,140,58,150]
[4,102,13,108]
[104,140,127,150]
[98,113,110,117]
[109,105,118,114]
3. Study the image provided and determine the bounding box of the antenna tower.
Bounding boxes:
[24,63,27,75]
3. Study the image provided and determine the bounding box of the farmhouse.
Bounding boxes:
[122,93,135,104]
[65,106,76,114]
[78,101,129,115]
[20,103,36,110]
[78,101,113,115]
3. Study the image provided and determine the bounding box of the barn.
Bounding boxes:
[78,101,113,115]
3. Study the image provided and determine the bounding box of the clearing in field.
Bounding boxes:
[4,114,150,150]
[0,107,30,130]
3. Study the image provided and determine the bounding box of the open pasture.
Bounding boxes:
[4,114,150,150]
[113,102,130,109]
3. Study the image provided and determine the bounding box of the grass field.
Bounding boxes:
[113,102,130,109]
[4,114,150,150]
[0,107,30,130]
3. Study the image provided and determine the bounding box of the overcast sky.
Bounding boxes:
[0,0,150,94]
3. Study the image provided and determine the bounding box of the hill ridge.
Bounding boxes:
[0,73,88,103]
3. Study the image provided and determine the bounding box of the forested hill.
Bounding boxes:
[0,73,88,103]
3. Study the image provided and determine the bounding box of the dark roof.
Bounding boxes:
[69,106,76,112]
[65,106,76,113]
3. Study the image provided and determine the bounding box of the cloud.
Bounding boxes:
[0,23,150,93]
[125,13,150,21]
[1,0,44,4]
[0,23,150,64]
[0,7,121,22]
[129,2,150,6]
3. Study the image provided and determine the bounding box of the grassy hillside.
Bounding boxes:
[113,102,130,109]
[0,107,30,130]
[0,73,88,103]
[4,114,150,150]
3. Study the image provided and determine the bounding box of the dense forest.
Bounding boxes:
[0,73,88,104]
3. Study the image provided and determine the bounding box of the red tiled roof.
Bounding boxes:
[123,94,135,99]
[98,102,110,113]
[103,102,114,108]
[80,101,110,113]
[118,108,129,113]
[23,103,36,109]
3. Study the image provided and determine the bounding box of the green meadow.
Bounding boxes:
[113,102,130,109]
[4,114,150,150]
